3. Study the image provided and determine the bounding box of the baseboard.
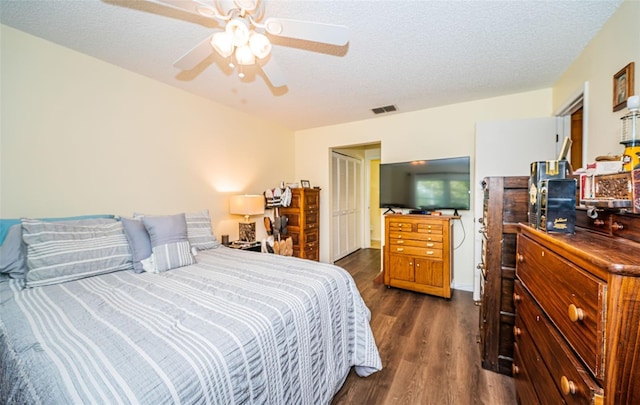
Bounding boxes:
[452,282,473,292]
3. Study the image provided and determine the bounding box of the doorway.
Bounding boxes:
[329,143,381,262]
[556,82,588,170]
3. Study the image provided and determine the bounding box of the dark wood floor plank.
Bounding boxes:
[332,248,516,405]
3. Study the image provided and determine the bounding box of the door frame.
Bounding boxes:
[555,81,589,166]
[329,143,381,263]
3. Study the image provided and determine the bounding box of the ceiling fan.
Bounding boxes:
[153,0,349,87]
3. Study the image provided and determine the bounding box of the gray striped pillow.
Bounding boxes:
[185,210,220,250]
[21,219,133,288]
[141,214,196,273]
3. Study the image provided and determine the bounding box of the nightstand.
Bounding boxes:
[228,241,262,252]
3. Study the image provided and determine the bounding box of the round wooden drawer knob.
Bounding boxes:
[517,253,524,263]
[512,364,520,375]
[560,375,577,396]
[513,293,521,303]
[568,304,585,322]
[612,222,624,231]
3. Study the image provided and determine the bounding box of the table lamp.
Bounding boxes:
[229,194,265,242]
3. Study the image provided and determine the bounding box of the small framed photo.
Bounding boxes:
[613,62,634,112]
[301,180,311,188]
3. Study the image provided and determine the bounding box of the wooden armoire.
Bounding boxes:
[478,176,529,375]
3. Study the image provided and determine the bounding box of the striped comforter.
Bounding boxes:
[0,247,381,404]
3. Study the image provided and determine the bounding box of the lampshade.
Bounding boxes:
[225,18,250,47]
[249,32,271,59]
[211,32,233,58]
[230,195,265,221]
[235,45,256,65]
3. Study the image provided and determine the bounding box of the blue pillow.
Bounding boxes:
[121,217,152,274]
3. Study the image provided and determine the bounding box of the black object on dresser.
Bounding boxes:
[479,176,529,376]
[229,241,262,252]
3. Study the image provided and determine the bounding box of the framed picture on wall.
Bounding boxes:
[613,62,634,112]
[301,180,311,188]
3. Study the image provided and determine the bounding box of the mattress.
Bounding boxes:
[0,247,381,404]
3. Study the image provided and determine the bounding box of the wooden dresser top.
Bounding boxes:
[519,225,640,278]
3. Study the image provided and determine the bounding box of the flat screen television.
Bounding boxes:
[379,156,471,212]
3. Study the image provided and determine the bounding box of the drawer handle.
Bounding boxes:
[568,304,585,322]
[513,293,521,303]
[426,251,434,255]
[560,376,577,396]
[512,364,520,376]
[593,219,605,227]
[426,243,434,247]
[513,326,522,337]
[516,253,524,263]
[477,263,484,270]
[612,222,624,231]
[397,240,405,244]
[396,247,404,252]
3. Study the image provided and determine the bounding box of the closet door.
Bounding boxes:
[331,152,362,262]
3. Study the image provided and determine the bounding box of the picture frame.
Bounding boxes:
[301,180,311,188]
[613,62,634,112]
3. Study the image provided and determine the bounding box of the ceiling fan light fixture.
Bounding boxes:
[211,32,234,58]
[235,45,255,65]
[249,32,271,59]
[226,18,250,47]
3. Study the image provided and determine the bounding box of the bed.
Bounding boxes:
[0,213,381,404]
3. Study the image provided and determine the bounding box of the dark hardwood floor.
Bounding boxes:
[332,248,516,405]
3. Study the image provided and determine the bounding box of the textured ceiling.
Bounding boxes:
[0,0,623,130]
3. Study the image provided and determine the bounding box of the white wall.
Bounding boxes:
[553,0,639,161]
[0,25,294,241]
[294,88,552,291]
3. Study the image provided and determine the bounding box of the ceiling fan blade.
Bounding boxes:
[263,18,349,46]
[173,34,214,70]
[259,56,286,88]
[153,0,219,18]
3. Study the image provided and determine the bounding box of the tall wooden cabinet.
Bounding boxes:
[383,214,454,299]
[514,224,640,404]
[280,188,320,261]
[479,176,529,376]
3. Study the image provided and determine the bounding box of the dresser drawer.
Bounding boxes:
[417,222,443,235]
[516,234,606,379]
[513,343,542,405]
[304,210,319,230]
[575,209,611,235]
[388,232,443,243]
[388,221,415,232]
[303,230,318,245]
[387,245,443,258]
[514,282,603,404]
[513,323,562,405]
[390,238,443,250]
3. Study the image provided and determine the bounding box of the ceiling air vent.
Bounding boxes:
[371,104,398,115]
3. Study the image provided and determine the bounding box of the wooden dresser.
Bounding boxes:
[514,223,640,404]
[383,214,454,299]
[479,176,529,376]
[280,187,320,261]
